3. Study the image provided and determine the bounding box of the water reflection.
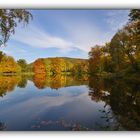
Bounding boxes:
[88,76,105,102]
[17,76,28,88]
[33,74,89,90]
[0,74,140,130]
[0,76,21,97]
[33,74,46,89]
[0,74,89,97]
[0,122,6,130]
[88,76,140,130]
[31,119,89,131]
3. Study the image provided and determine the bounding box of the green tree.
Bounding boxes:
[17,59,28,72]
[109,31,127,72]
[0,9,32,46]
[110,25,140,72]
[129,9,140,21]
[0,51,5,62]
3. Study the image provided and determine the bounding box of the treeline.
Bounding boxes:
[0,52,89,75]
[33,57,89,75]
[89,10,140,76]
[0,51,33,74]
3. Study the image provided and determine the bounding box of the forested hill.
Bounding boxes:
[32,57,89,75]
[0,51,89,75]
[32,57,87,63]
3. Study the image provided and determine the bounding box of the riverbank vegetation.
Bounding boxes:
[0,51,89,75]
[89,9,140,78]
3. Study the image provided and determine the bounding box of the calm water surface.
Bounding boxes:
[0,75,140,131]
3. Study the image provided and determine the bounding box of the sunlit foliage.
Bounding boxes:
[0,53,21,73]
[33,59,46,74]
[32,57,88,75]
[88,9,140,75]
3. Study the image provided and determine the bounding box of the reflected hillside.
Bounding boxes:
[33,74,89,89]
[0,74,140,130]
[0,74,89,97]
[88,76,140,130]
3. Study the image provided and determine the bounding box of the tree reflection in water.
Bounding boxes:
[33,74,89,90]
[0,74,89,97]
[31,119,89,131]
[33,74,46,89]
[88,76,140,130]
[0,74,140,130]
[0,122,6,130]
[17,75,28,88]
[0,75,21,97]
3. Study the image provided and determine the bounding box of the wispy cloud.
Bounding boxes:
[10,10,129,57]
[105,10,129,31]
[12,25,79,53]
[11,19,113,54]
[61,20,113,51]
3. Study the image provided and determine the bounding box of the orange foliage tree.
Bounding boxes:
[88,45,103,73]
[50,58,65,74]
[0,55,21,73]
[33,59,46,74]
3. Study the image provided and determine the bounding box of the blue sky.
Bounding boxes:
[1,10,129,63]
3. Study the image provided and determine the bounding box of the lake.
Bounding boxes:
[0,74,140,131]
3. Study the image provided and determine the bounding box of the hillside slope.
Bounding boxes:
[30,57,89,75]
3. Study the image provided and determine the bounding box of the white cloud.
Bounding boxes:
[11,10,129,56]
[42,18,114,52]
[11,20,112,54]
[61,20,113,51]
[12,25,78,53]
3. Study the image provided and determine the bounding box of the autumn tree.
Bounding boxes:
[0,55,21,73]
[109,31,128,72]
[72,61,88,75]
[88,10,140,75]
[88,45,103,74]
[129,9,140,35]
[33,59,46,74]
[50,58,66,74]
[44,59,51,75]
[110,24,140,72]
[0,9,32,46]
